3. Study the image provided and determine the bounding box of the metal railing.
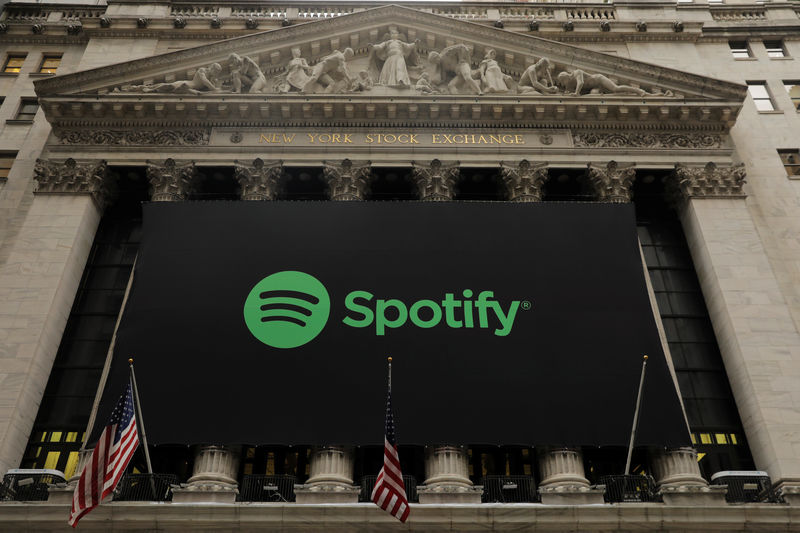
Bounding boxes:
[1,469,66,502]
[238,474,297,502]
[482,475,537,503]
[113,473,178,502]
[711,471,778,503]
[600,475,658,503]
[359,475,418,503]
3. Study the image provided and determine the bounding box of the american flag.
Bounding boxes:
[371,386,410,522]
[69,382,139,528]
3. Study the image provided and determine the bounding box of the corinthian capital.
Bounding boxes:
[34,158,114,210]
[234,158,283,200]
[411,159,459,202]
[323,159,371,201]
[146,159,196,202]
[670,162,746,199]
[500,160,548,202]
[587,161,636,203]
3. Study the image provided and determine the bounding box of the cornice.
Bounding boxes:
[32,4,746,102]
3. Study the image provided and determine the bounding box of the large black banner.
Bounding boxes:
[96,201,689,446]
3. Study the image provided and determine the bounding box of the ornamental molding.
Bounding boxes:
[669,162,746,200]
[233,158,283,200]
[146,159,197,201]
[55,129,210,146]
[33,158,114,209]
[323,159,371,201]
[587,160,636,203]
[500,160,548,202]
[412,159,459,201]
[573,132,724,149]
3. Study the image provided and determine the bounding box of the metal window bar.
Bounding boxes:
[481,475,537,503]
[359,475,418,503]
[238,474,297,502]
[710,472,779,503]
[1,469,66,501]
[113,473,178,502]
[600,475,659,503]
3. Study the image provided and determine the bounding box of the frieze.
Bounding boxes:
[573,132,723,149]
[56,129,210,146]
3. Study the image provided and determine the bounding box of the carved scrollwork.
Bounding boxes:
[146,159,196,202]
[573,132,722,149]
[500,160,549,202]
[670,162,746,199]
[587,161,636,203]
[412,159,460,201]
[323,159,371,201]
[56,129,210,146]
[234,158,283,201]
[34,158,114,209]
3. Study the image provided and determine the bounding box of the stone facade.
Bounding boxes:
[1,0,800,529]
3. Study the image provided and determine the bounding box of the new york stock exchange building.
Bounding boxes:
[1,0,800,530]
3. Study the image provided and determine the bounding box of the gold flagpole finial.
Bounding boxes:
[128,358,133,365]
[643,355,648,361]
[388,356,392,363]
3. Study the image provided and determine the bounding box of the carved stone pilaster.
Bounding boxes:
[412,159,459,201]
[652,447,727,505]
[34,158,114,210]
[234,158,282,200]
[587,161,636,203]
[418,445,481,504]
[146,158,196,202]
[538,447,605,505]
[323,159,371,201]
[669,162,746,202]
[294,446,359,503]
[500,160,548,202]
[172,445,240,503]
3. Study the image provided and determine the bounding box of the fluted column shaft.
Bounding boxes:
[423,445,472,487]
[538,447,590,488]
[187,445,240,486]
[306,445,355,485]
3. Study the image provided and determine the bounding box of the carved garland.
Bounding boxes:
[573,132,722,149]
[56,129,210,146]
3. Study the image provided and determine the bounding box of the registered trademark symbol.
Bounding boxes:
[521,300,532,310]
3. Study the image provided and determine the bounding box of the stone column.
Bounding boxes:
[146,158,195,201]
[294,446,359,503]
[172,445,240,503]
[670,162,800,486]
[651,447,726,505]
[323,159,371,201]
[0,159,109,476]
[537,447,604,504]
[234,158,282,200]
[587,160,635,203]
[417,445,481,504]
[412,159,459,201]
[500,160,548,202]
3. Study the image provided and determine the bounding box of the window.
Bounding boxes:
[747,82,775,111]
[15,98,39,121]
[0,152,17,180]
[3,54,26,73]
[784,81,800,111]
[729,41,752,59]
[38,55,61,74]
[764,40,787,58]
[778,149,800,178]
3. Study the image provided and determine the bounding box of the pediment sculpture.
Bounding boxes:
[113,33,676,98]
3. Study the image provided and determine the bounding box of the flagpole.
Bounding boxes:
[624,355,648,476]
[387,356,392,392]
[129,358,157,498]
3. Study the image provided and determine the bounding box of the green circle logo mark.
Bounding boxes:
[243,271,331,349]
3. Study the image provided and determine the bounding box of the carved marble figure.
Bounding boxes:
[368,27,420,88]
[479,49,512,93]
[428,44,482,95]
[556,69,647,96]
[350,70,373,92]
[303,48,355,94]
[120,63,223,94]
[415,72,439,94]
[278,47,312,93]
[517,57,558,95]
[228,53,268,94]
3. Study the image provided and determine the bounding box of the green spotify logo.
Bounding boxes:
[243,271,331,349]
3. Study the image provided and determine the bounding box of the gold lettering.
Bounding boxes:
[397,134,409,144]
[283,133,296,143]
[343,134,352,143]
[515,135,524,145]
[489,134,501,144]
[501,135,513,144]
[319,133,331,143]
[442,134,454,144]
[432,134,442,144]
[332,134,341,143]
[384,134,396,144]
[365,134,374,144]
[454,135,465,144]
[409,134,419,144]
[307,133,317,143]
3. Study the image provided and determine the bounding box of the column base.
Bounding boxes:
[776,481,800,505]
[417,484,483,504]
[294,482,360,504]
[539,484,606,505]
[171,481,238,503]
[659,484,727,506]
[47,484,75,504]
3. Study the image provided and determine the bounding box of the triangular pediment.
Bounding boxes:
[34,4,746,130]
